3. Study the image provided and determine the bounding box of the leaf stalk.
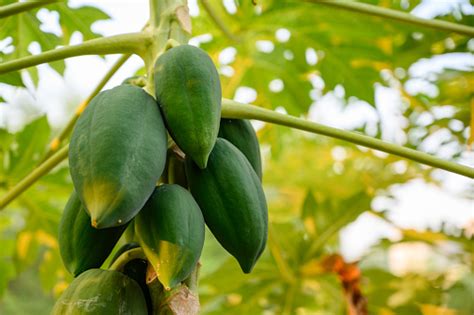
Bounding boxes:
[0,32,150,75]
[221,99,474,178]
[0,0,59,19]
[307,0,474,36]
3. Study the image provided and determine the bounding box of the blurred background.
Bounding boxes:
[0,0,473,314]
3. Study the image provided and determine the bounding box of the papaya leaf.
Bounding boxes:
[5,116,50,181]
[0,1,109,86]
[0,72,24,87]
[194,0,469,114]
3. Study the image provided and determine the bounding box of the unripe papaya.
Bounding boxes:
[59,191,127,277]
[218,119,263,179]
[185,138,268,273]
[109,243,152,312]
[135,184,205,289]
[52,269,147,314]
[154,44,221,169]
[69,84,167,228]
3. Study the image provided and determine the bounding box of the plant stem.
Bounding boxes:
[109,248,147,271]
[0,32,150,75]
[282,282,298,315]
[201,0,239,42]
[0,145,68,210]
[144,0,190,95]
[268,225,295,284]
[42,54,131,161]
[0,0,59,19]
[221,99,474,178]
[306,0,474,37]
[2,99,473,211]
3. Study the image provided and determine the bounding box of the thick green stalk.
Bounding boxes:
[0,0,59,19]
[306,0,474,37]
[144,0,190,94]
[109,248,147,271]
[221,99,474,178]
[0,32,149,75]
[2,100,472,211]
[42,54,131,160]
[0,145,69,210]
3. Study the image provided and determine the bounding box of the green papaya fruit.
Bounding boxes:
[135,184,205,289]
[59,191,127,277]
[154,44,221,169]
[218,118,263,179]
[69,84,167,228]
[52,269,147,314]
[185,138,268,273]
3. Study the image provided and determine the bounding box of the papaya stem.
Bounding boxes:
[0,0,59,19]
[0,32,150,75]
[109,247,147,271]
[183,262,200,294]
[41,54,132,161]
[306,0,474,37]
[221,99,474,178]
[0,145,69,210]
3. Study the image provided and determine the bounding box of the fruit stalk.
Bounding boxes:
[109,247,147,271]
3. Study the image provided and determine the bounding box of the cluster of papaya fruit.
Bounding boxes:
[53,44,268,313]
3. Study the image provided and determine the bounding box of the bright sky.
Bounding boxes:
[0,0,472,263]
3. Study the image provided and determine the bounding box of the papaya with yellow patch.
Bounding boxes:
[59,191,127,277]
[135,184,205,289]
[69,85,167,228]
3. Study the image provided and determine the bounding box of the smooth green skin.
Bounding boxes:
[154,44,221,169]
[218,118,263,180]
[135,184,205,289]
[185,138,268,273]
[69,84,167,228]
[59,191,128,277]
[52,269,147,315]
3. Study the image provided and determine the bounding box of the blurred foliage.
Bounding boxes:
[0,0,473,314]
[0,0,109,86]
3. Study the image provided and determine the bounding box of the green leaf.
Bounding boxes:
[49,3,110,42]
[6,116,50,181]
[195,0,467,113]
[0,72,24,87]
[0,1,109,86]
